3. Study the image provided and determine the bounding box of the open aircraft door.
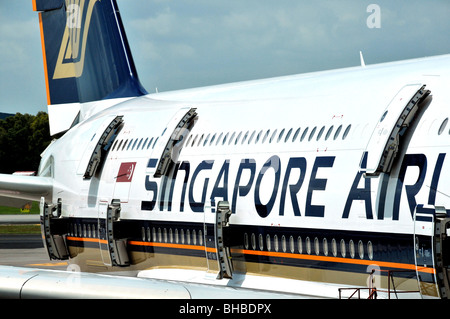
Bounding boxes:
[204,200,233,279]
[414,205,450,298]
[360,84,430,176]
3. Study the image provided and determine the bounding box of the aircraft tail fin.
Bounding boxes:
[33,0,147,134]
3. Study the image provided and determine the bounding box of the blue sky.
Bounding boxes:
[0,0,449,114]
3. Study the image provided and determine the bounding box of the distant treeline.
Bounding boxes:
[0,113,13,120]
[0,112,52,174]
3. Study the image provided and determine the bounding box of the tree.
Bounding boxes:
[0,112,52,174]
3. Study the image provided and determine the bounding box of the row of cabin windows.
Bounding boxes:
[111,136,159,152]
[185,124,352,148]
[109,124,352,153]
[243,232,374,260]
[69,221,374,261]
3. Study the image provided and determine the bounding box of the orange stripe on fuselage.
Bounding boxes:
[66,237,435,275]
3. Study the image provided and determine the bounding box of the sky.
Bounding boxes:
[0,0,449,115]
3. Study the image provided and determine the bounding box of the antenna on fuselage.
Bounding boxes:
[360,51,366,67]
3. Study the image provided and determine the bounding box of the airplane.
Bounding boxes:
[0,0,450,299]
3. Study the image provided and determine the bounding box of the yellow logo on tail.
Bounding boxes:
[53,0,100,79]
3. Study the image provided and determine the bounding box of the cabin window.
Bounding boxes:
[439,118,448,135]
[235,131,242,145]
[292,128,301,142]
[300,127,309,141]
[284,128,292,142]
[334,125,342,140]
[308,127,317,141]
[269,129,278,143]
[342,125,352,140]
[340,239,346,257]
[297,236,303,254]
[323,238,328,256]
[325,126,334,140]
[277,128,285,143]
[316,126,325,141]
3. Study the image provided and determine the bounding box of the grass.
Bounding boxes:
[0,202,40,215]
[0,224,41,234]
[0,201,41,234]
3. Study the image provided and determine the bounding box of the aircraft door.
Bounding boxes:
[361,84,430,176]
[98,201,111,266]
[204,201,233,279]
[414,205,450,298]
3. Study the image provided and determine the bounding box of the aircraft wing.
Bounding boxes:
[0,174,52,207]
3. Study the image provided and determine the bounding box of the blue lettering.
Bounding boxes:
[210,160,230,206]
[279,157,306,216]
[342,152,373,219]
[305,156,335,217]
[428,153,446,205]
[189,160,214,212]
[232,159,256,214]
[393,154,427,220]
[178,161,190,212]
[254,155,281,218]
